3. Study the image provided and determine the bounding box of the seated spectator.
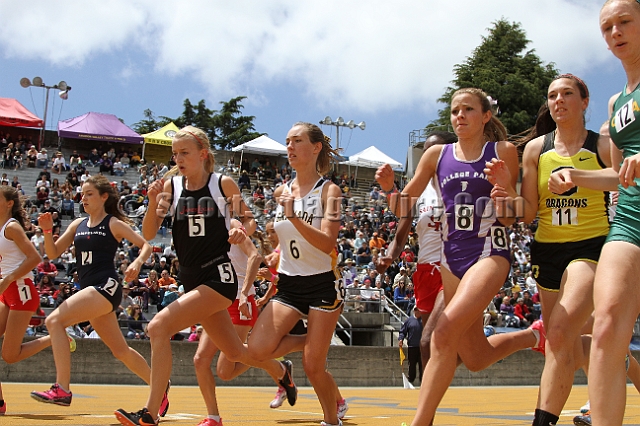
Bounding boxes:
[338,237,354,261]
[13,150,23,169]
[37,274,56,307]
[514,297,535,328]
[26,145,38,167]
[238,170,251,191]
[161,283,180,308]
[36,149,48,167]
[126,304,148,339]
[117,284,136,320]
[130,151,141,167]
[500,296,520,328]
[112,158,125,176]
[155,257,171,275]
[158,269,176,289]
[393,266,412,288]
[52,152,68,174]
[54,283,75,308]
[36,254,58,281]
[120,153,131,168]
[99,154,113,174]
[360,276,380,313]
[400,245,416,265]
[369,232,385,251]
[87,148,101,166]
[356,244,372,266]
[143,270,161,309]
[393,281,410,312]
[188,325,204,342]
[60,192,75,218]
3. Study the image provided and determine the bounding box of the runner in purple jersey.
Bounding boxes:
[377,88,520,426]
[437,141,511,279]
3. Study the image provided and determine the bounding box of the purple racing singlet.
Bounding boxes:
[435,142,510,279]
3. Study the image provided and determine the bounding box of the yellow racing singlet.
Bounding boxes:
[535,130,610,243]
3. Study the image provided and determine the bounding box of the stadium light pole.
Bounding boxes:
[319,116,365,151]
[20,76,72,150]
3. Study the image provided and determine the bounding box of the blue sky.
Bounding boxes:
[0,0,628,166]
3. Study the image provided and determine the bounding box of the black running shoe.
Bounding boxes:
[278,360,298,406]
[114,407,158,426]
[573,411,592,426]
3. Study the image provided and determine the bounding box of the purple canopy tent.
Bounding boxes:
[57,112,143,144]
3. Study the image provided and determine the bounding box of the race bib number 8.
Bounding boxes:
[491,226,508,250]
[455,204,474,231]
[552,207,578,226]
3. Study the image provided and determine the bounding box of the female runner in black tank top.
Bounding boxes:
[116,126,263,426]
[31,175,169,416]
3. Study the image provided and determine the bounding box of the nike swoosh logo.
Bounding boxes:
[579,157,589,161]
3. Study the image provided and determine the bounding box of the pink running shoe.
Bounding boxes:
[196,418,223,426]
[30,384,72,406]
[158,380,170,417]
[530,320,546,356]
[270,387,286,409]
[0,400,6,415]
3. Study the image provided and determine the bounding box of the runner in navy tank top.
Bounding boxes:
[31,175,169,417]
[116,126,265,426]
[378,88,520,426]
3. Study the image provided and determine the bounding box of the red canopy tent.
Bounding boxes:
[0,98,43,128]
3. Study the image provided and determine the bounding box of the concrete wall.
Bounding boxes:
[3,338,623,387]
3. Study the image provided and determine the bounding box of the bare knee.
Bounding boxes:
[145,319,171,341]
[302,356,326,382]
[216,361,234,381]
[110,344,132,361]
[193,351,214,372]
[247,342,271,363]
[2,348,20,364]
[430,318,457,353]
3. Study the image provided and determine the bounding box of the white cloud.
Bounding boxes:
[0,0,613,113]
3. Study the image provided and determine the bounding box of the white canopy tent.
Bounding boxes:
[232,135,288,171]
[232,135,287,156]
[340,146,403,169]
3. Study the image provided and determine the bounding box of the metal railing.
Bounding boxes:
[343,288,385,313]
[336,314,353,346]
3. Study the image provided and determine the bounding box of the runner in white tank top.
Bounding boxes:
[0,186,55,414]
[247,122,346,426]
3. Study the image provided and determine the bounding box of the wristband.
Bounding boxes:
[43,229,53,234]
[239,226,247,236]
[384,184,399,195]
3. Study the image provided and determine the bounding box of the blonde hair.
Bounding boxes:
[451,88,508,142]
[292,122,341,175]
[167,126,215,177]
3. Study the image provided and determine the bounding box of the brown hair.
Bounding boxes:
[84,175,132,225]
[451,88,508,142]
[515,74,590,153]
[292,122,341,175]
[167,126,215,177]
[0,185,28,229]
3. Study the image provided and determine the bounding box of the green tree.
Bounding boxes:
[430,19,558,135]
[132,109,171,134]
[210,96,264,150]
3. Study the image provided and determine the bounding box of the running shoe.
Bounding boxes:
[320,421,343,426]
[30,384,72,406]
[573,410,591,426]
[337,398,349,419]
[114,407,158,426]
[270,386,286,409]
[158,380,170,417]
[0,400,5,415]
[68,333,76,353]
[529,320,546,355]
[580,400,590,414]
[278,360,297,406]
[196,418,223,426]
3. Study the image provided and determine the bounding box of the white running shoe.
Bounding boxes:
[270,387,286,409]
[337,398,349,419]
[580,400,590,414]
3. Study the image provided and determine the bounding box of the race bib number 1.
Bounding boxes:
[18,282,32,303]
